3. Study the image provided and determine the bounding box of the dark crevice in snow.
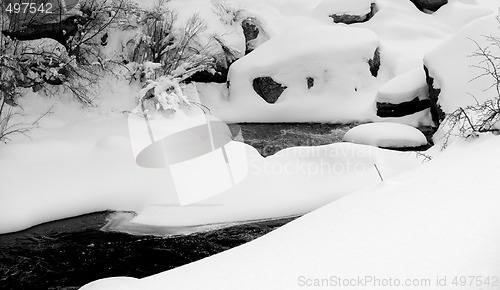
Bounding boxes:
[424,65,445,126]
[369,47,381,78]
[329,3,377,25]
[252,77,287,104]
[184,69,228,83]
[376,97,431,118]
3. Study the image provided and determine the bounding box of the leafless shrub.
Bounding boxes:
[124,3,221,82]
[437,13,500,148]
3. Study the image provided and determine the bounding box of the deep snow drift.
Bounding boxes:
[82,134,500,290]
[78,0,500,289]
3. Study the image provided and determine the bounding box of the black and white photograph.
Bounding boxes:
[1,0,500,289]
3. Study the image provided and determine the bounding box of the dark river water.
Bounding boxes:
[0,123,434,290]
[0,211,296,290]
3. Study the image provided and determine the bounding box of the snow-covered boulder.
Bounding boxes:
[227,24,379,114]
[312,0,377,24]
[343,122,428,148]
[409,0,448,12]
[424,15,500,120]
[376,68,431,118]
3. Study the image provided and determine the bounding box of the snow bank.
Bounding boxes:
[0,85,425,234]
[343,122,428,148]
[81,135,500,290]
[424,14,500,113]
[0,119,424,234]
[124,142,423,228]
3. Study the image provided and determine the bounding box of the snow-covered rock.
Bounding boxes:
[377,68,429,104]
[376,68,431,118]
[343,122,428,148]
[228,25,379,98]
[425,14,500,115]
[211,25,379,122]
[312,0,377,24]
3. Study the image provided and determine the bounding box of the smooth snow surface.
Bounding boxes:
[82,135,500,290]
[128,142,422,227]
[344,122,428,148]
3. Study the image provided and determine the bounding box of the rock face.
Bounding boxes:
[424,65,445,125]
[329,3,377,24]
[252,77,287,104]
[368,47,381,77]
[377,97,431,118]
[409,0,448,12]
[242,18,260,54]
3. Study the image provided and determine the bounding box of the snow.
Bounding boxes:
[343,122,428,148]
[311,0,375,19]
[120,0,499,125]
[183,0,494,124]
[125,142,423,228]
[201,25,380,123]
[2,0,500,288]
[424,14,500,114]
[0,80,428,234]
[81,135,500,290]
[376,67,429,103]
